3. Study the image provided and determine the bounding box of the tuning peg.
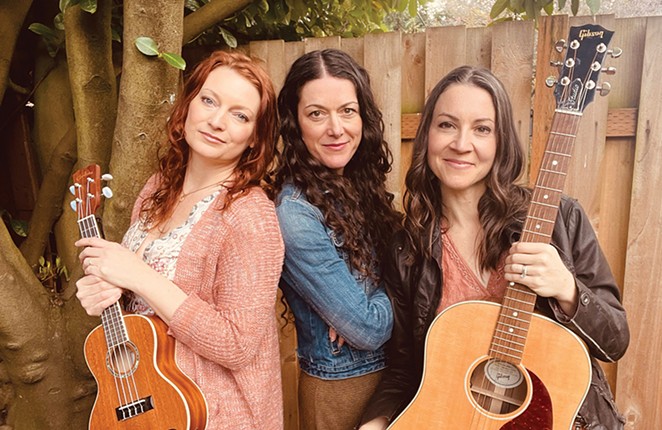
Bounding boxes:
[70,199,79,212]
[102,187,114,199]
[607,47,622,58]
[601,66,617,75]
[545,76,558,88]
[554,39,566,53]
[69,185,76,195]
[102,173,114,181]
[597,82,612,96]
[549,60,563,68]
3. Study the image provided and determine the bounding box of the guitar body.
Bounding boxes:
[389,301,591,430]
[84,314,207,429]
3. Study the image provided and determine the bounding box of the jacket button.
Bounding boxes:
[580,293,590,306]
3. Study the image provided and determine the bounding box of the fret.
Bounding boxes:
[538,168,567,176]
[489,348,523,360]
[499,314,530,324]
[504,296,536,306]
[530,201,558,209]
[495,328,527,340]
[506,284,537,296]
[521,229,552,238]
[544,150,572,158]
[534,185,563,193]
[526,215,556,225]
[491,337,525,349]
[549,131,577,138]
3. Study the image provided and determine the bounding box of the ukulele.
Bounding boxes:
[72,164,208,429]
[388,24,618,430]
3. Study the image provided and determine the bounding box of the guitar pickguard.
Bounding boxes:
[501,371,553,430]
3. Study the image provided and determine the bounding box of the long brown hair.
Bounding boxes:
[274,49,401,281]
[141,50,278,227]
[403,65,530,270]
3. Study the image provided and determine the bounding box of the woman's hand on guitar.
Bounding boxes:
[504,242,578,315]
[76,237,153,295]
[76,274,123,316]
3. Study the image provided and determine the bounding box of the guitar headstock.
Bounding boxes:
[547,24,619,113]
[70,164,113,221]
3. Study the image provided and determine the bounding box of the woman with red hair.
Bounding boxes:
[75,51,284,430]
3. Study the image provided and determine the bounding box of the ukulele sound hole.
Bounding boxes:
[469,358,527,414]
[106,342,140,378]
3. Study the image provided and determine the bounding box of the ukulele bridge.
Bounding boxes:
[116,396,154,421]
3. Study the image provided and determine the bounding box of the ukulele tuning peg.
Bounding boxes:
[597,82,612,96]
[70,200,79,212]
[554,39,566,53]
[544,76,558,88]
[102,186,114,199]
[69,185,76,195]
[549,60,563,68]
[101,173,114,181]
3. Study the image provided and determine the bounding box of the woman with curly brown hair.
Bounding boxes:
[274,48,402,429]
[75,51,284,430]
[359,66,628,430]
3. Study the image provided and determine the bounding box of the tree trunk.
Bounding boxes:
[0,222,96,429]
[0,0,33,105]
[183,0,253,44]
[103,0,184,241]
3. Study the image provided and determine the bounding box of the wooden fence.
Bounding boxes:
[245,14,662,429]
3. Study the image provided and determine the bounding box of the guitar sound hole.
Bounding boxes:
[106,341,140,378]
[469,359,527,414]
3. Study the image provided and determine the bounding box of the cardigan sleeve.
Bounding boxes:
[167,189,284,369]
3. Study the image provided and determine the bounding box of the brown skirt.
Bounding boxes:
[298,370,383,430]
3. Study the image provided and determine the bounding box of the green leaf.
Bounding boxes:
[586,0,601,14]
[490,0,509,19]
[135,36,160,56]
[11,219,28,237]
[161,52,187,70]
[39,256,46,266]
[510,0,525,12]
[408,0,417,18]
[219,28,238,48]
[571,0,580,15]
[524,0,536,19]
[111,28,121,43]
[80,0,97,13]
[543,0,554,15]
[54,12,65,30]
[28,23,57,39]
[558,0,567,9]
[59,0,70,12]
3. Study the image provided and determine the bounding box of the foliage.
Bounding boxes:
[185,0,427,47]
[1,209,28,237]
[489,0,601,22]
[135,36,187,70]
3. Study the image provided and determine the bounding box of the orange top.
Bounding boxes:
[437,232,507,314]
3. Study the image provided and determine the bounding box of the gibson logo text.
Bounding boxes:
[578,29,604,40]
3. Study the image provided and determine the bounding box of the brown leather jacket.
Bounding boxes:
[360,196,629,430]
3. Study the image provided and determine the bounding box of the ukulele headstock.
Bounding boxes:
[546,24,620,113]
[70,164,113,221]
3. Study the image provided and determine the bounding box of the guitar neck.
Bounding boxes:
[78,214,129,349]
[490,110,582,365]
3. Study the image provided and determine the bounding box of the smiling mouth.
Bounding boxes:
[201,131,224,144]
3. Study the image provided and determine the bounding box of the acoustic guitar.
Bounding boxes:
[72,164,208,429]
[388,24,618,430]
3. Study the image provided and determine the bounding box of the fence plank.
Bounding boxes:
[425,25,467,98]
[491,20,534,183]
[617,16,662,430]
[303,35,341,52]
[466,26,492,69]
[364,32,403,201]
[249,40,287,93]
[341,37,364,66]
[531,15,569,187]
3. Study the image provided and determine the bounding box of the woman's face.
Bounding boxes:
[297,75,362,175]
[426,83,497,198]
[184,66,261,170]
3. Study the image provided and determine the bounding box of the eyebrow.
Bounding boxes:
[303,101,359,110]
[435,112,494,123]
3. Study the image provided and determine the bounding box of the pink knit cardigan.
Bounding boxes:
[130,176,285,430]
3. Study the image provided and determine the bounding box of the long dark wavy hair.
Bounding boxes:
[274,49,401,281]
[403,65,530,271]
[140,50,278,228]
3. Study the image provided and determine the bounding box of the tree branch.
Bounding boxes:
[19,126,77,268]
[183,0,253,45]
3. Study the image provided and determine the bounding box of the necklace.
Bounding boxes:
[178,181,227,202]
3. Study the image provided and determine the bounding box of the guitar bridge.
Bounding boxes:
[115,396,154,421]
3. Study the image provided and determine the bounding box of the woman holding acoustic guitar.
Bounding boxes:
[359,66,629,429]
[75,51,284,429]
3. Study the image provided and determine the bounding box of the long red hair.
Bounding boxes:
[141,50,278,227]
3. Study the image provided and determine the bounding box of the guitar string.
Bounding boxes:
[81,186,138,417]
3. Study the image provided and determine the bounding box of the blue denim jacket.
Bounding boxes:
[276,182,393,379]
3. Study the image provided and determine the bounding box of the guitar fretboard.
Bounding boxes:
[490,110,582,365]
[78,214,129,349]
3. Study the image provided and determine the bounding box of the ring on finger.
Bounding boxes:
[520,264,528,279]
